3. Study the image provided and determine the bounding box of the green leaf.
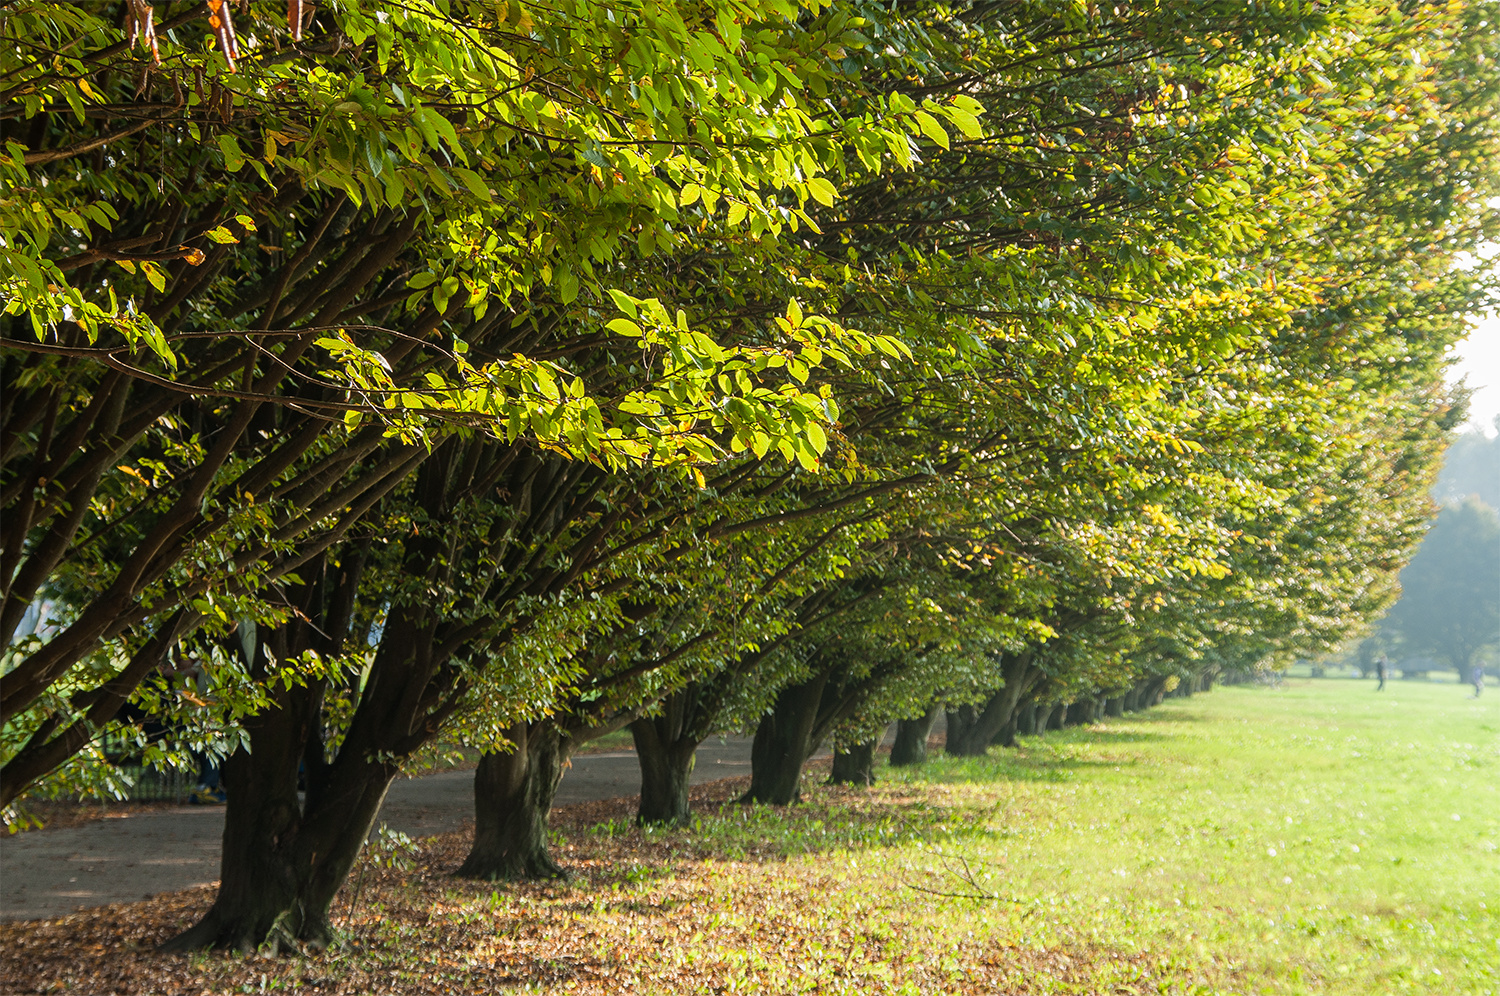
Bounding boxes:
[454,168,493,201]
[140,261,167,292]
[806,176,837,207]
[945,108,983,140]
[913,111,949,150]
[218,134,245,172]
[607,290,639,319]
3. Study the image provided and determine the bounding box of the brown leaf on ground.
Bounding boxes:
[0,771,1202,995]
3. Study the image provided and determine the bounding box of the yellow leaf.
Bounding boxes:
[785,298,803,329]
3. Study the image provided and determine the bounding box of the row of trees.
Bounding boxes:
[4,0,1497,954]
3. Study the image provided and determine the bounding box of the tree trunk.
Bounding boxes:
[744,671,831,805]
[946,656,1038,757]
[947,695,1006,756]
[991,715,1017,748]
[631,712,698,826]
[164,559,396,954]
[462,700,635,875]
[1105,696,1124,717]
[944,704,980,756]
[457,720,569,881]
[1016,701,1038,735]
[889,706,940,766]
[161,687,395,953]
[829,739,877,786]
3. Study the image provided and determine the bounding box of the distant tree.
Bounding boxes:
[1433,426,1500,510]
[1386,498,1500,678]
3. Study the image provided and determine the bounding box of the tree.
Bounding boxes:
[1,0,907,811]
[1434,427,1500,509]
[1386,498,1500,678]
[6,0,1500,960]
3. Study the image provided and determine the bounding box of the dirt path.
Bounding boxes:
[0,736,764,923]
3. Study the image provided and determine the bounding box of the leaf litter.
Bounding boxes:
[0,771,1202,995]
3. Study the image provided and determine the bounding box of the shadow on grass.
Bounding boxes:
[908,749,1142,788]
[411,769,1005,904]
[426,708,1192,894]
[1113,705,1211,723]
[1042,727,1172,744]
[594,780,992,867]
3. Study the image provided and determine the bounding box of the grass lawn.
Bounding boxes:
[3,679,1494,994]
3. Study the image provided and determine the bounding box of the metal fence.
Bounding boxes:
[111,764,196,803]
[99,732,201,803]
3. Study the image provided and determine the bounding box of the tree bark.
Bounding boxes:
[947,697,1005,755]
[829,739,877,786]
[457,720,570,880]
[162,555,392,953]
[1104,696,1124,717]
[889,706,940,766]
[944,703,981,755]
[744,671,831,804]
[744,648,906,805]
[630,704,700,826]
[1015,701,1038,735]
[161,685,395,953]
[947,656,1040,756]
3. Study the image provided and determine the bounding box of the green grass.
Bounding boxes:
[13,678,1495,995]
[404,679,1500,994]
[863,678,1500,994]
[533,678,1497,994]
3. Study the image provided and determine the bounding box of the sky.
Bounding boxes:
[1451,308,1500,437]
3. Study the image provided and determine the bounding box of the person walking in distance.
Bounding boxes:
[1471,665,1485,699]
[1375,653,1389,692]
